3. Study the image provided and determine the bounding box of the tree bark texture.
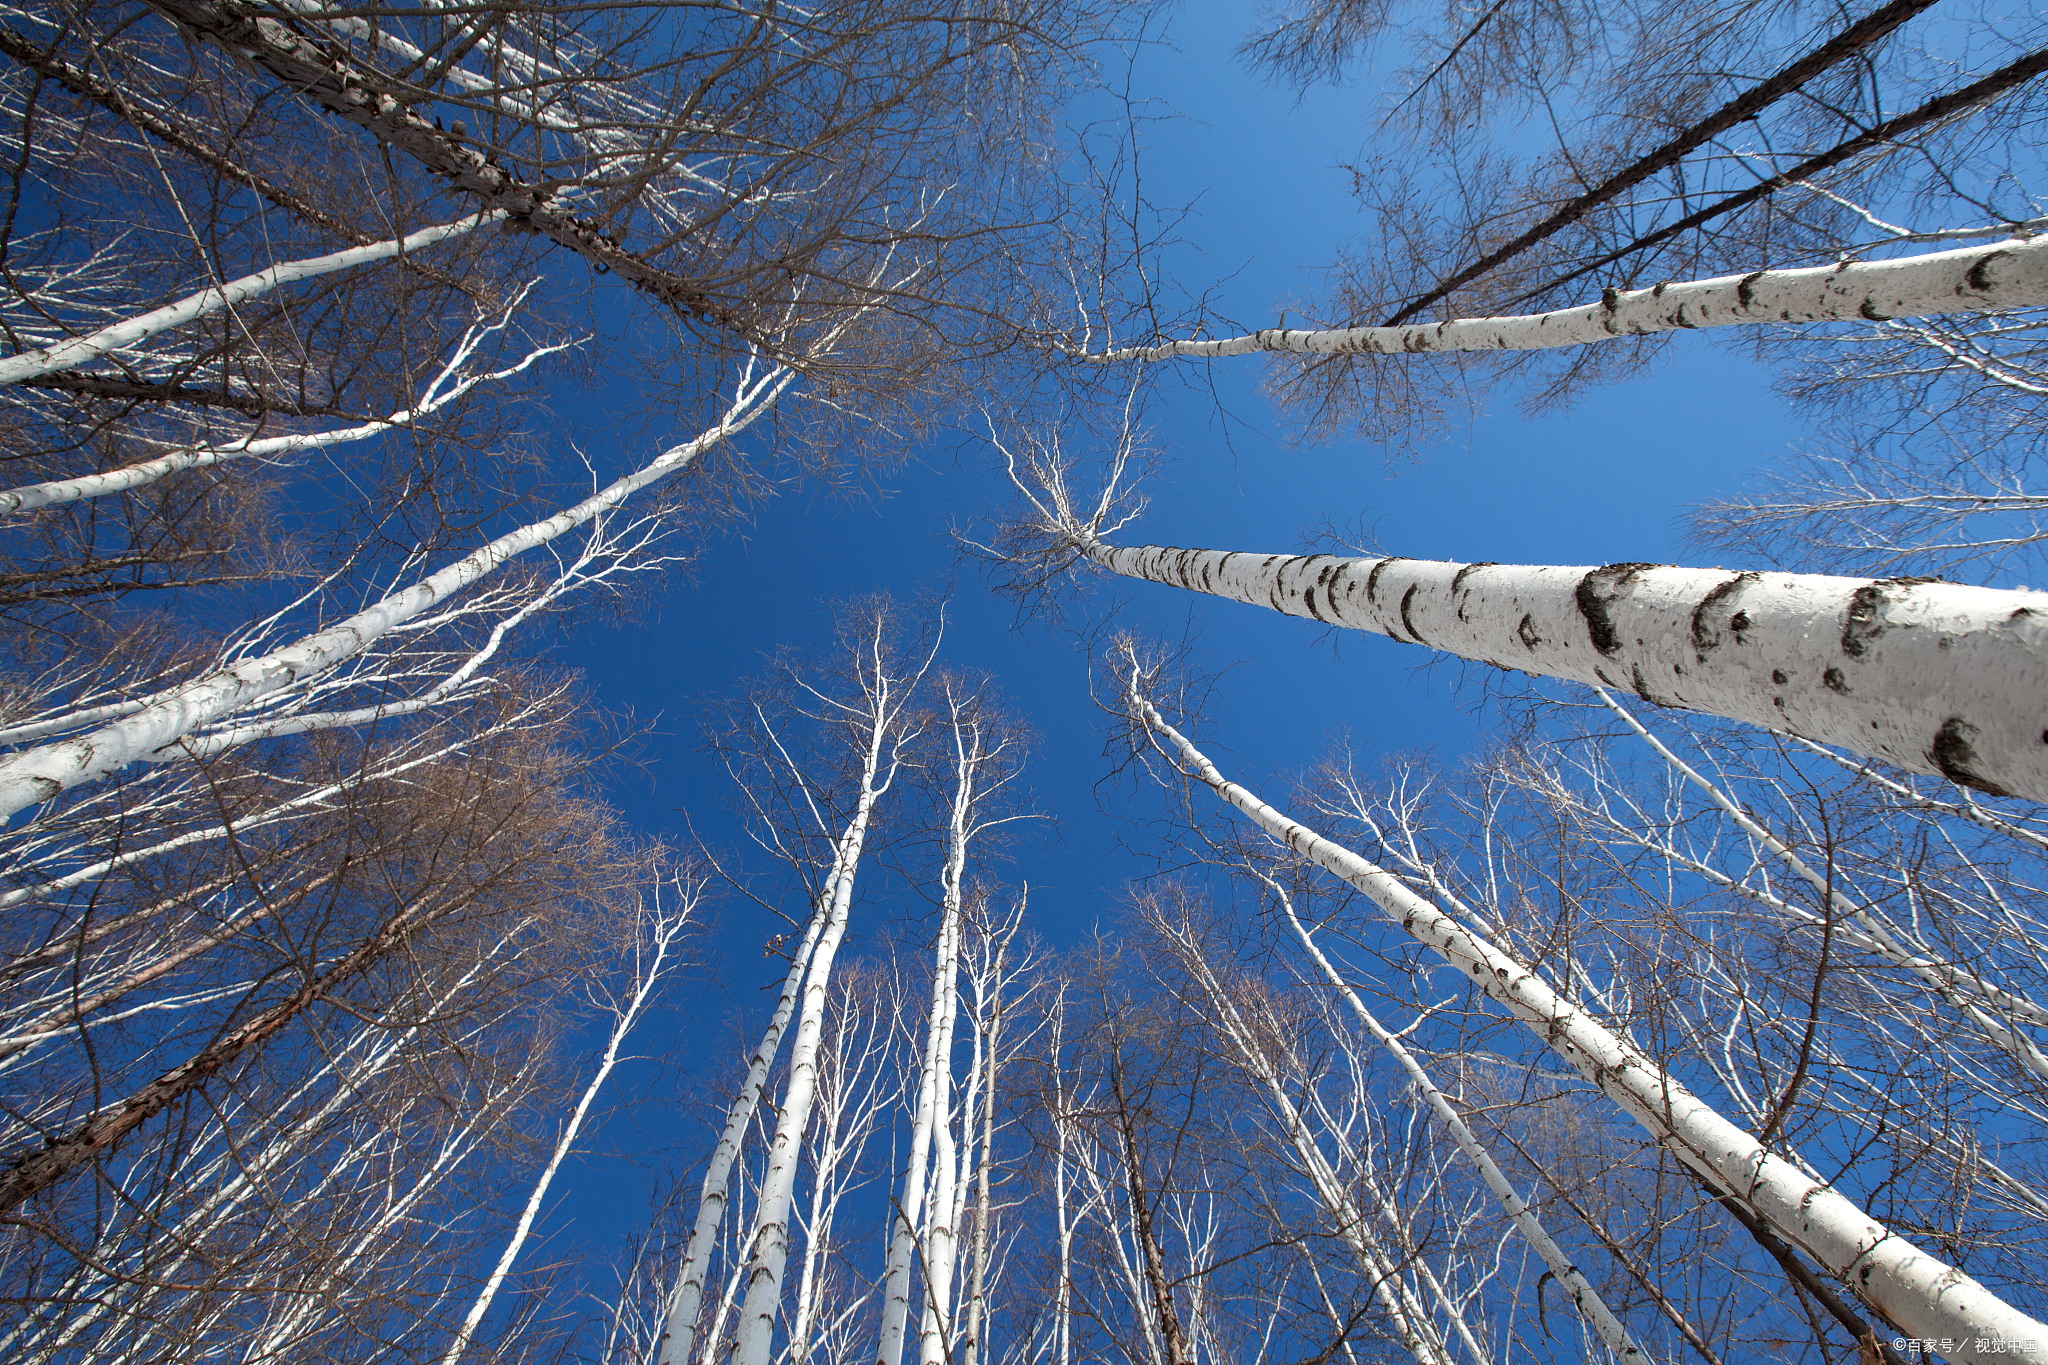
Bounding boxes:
[1129,687,2048,1365]
[1087,544,2048,804]
[1083,236,2048,362]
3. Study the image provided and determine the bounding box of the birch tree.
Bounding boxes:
[657,600,936,1365]
[879,680,1035,1365]
[985,432,2048,803]
[1110,636,2048,1365]
[1088,0,2048,447]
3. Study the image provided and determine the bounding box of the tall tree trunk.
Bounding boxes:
[656,912,830,1365]
[1079,236,2048,361]
[1072,537,2048,803]
[1123,660,2048,1365]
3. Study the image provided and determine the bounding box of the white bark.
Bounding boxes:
[725,808,871,1365]
[1069,530,2048,804]
[875,894,959,1365]
[958,906,1019,1365]
[0,211,502,386]
[440,877,695,1365]
[1122,660,2048,1365]
[1254,871,1645,1362]
[0,295,568,513]
[728,626,924,1365]
[0,359,790,819]
[656,912,830,1365]
[1079,236,2048,363]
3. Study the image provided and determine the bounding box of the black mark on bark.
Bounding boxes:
[1366,557,1407,604]
[1518,615,1542,651]
[1966,251,2010,294]
[1843,577,1939,657]
[1451,561,1498,593]
[1630,664,1671,707]
[1929,717,2014,797]
[1691,572,1758,660]
[1577,563,1662,656]
[1823,668,1849,694]
[1399,585,1426,642]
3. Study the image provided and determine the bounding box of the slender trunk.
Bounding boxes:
[657,909,830,1365]
[1260,876,1645,1361]
[1126,671,2048,1365]
[728,703,899,1365]
[882,703,982,1365]
[0,213,500,387]
[912,740,981,1365]
[441,901,688,1365]
[0,365,788,818]
[959,914,1013,1365]
[875,904,957,1365]
[1081,236,2047,362]
[1079,540,2048,803]
[1050,1004,1075,1365]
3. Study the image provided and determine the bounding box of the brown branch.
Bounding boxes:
[0,25,481,300]
[0,893,433,1215]
[138,0,752,336]
[1508,45,2048,306]
[1381,0,1942,325]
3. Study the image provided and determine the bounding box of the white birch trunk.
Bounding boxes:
[0,211,502,386]
[440,881,694,1365]
[910,738,979,1365]
[1078,540,2048,805]
[0,303,568,513]
[1079,236,2048,362]
[1124,665,2048,1365]
[728,673,908,1365]
[0,360,790,818]
[1157,916,1458,1365]
[957,906,1021,1365]
[881,690,995,1365]
[1257,873,1645,1362]
[656,910,830,1365]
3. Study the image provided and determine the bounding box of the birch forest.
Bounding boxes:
[1,0,2045,1364]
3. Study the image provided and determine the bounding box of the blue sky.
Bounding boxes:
[546,0,1798,1274]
